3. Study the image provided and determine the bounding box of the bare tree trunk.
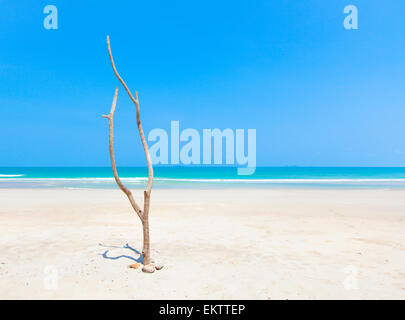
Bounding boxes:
[102,35,155,272]
[142,191,151,264]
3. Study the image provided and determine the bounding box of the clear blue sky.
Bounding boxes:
[1,0,404,167]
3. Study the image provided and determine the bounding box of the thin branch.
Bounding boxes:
[102,87,143,220]
[106,35,154,197]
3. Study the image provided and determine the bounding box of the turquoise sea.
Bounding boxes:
[1,167,405,189]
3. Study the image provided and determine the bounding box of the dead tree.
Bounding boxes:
[102,35,157,273]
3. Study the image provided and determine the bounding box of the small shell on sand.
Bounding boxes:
[142,264,155,273]
[129,263,140,269]
[155,263,164,271]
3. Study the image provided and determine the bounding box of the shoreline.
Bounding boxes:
[2,180,405,190]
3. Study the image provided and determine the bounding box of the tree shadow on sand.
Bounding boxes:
[99,243,143,264]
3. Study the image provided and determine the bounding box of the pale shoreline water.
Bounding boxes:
[2,167,405,189]
[1,188,404,299]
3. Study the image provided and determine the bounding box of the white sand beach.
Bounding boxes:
[0,188,405,299]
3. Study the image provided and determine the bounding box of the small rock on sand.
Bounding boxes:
[142,264,155,273]
[129,263,140,269]
[155,263,164,270]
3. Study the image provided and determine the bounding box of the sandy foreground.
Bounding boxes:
[0,187,404,299]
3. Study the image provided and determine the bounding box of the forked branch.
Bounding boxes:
[106,35,153,196]
[102,88,143,220]
[103,35,154,268]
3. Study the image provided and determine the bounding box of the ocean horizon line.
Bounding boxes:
[2,167,405,179]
